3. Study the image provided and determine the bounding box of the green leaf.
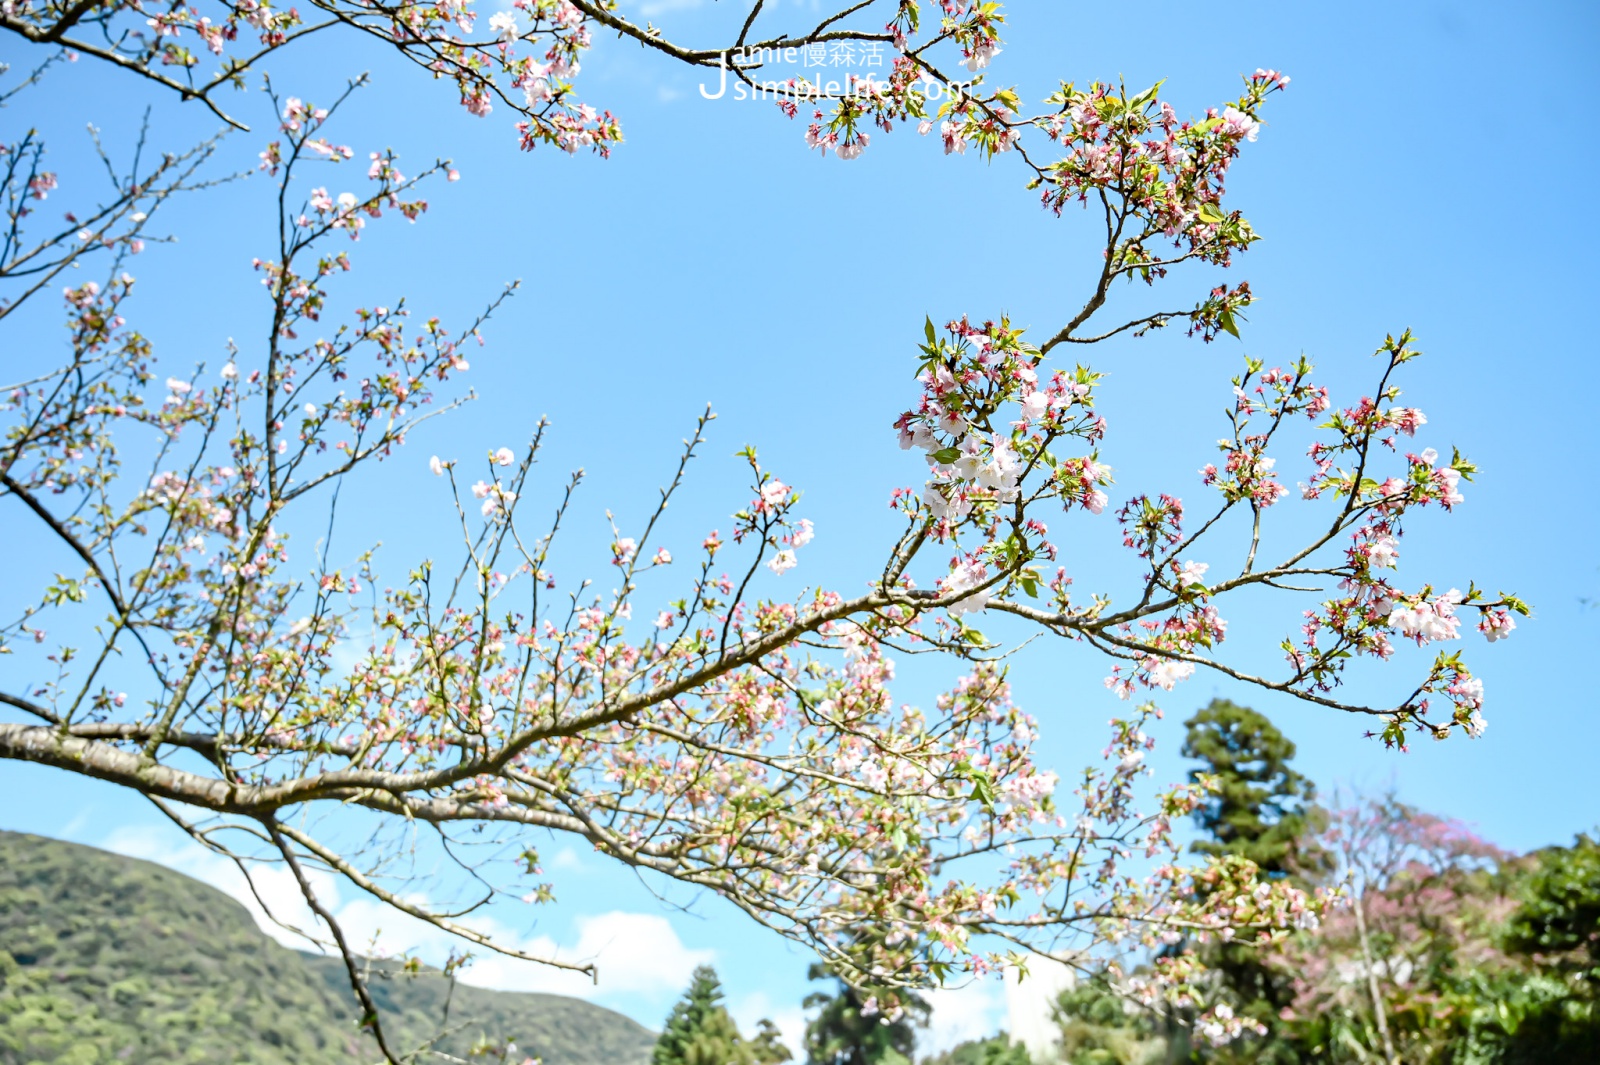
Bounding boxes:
[1197,202,1226,224]
[968,771,997,810]
[931,447,961,463]
[924,315,937,345]
[1127,79,1165,112]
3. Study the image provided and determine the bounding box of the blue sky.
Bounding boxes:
[3,0,1597,1055]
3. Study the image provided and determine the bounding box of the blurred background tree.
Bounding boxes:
[804,963,929,1065]
[1267,792,1514,1062]
[919,1034,1033,1065]
[749,1019,796,1065]
[1050,983,1166,1065]
[1476,832,1600,1062]
[1178,700,1326,1063]
[1182,699,1327,878]
[654,965,791,1065]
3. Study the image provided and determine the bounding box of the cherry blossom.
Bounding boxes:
[0,14,1525,1058]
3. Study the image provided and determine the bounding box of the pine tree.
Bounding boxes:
[1182,698,1325,878]
[1181,698,1325,1064]
[654,965,754,1065]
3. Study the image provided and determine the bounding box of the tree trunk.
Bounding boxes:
[1352,890,1398,1064]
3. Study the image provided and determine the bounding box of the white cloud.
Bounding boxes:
[730,990,808,1059]
[915,959,1075,1059]
[548,845,586,871]
[95,823,1069,1056]
[635,0,706,16]
[329,626,376,678]
[1004,957,1076,1059]
[103,824,338,952]
[98,824,711,1008]
[57,806,93,841]
[462,910,714,999]
[922,981,1006,1058]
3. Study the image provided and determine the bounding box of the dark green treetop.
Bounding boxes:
[1182,698,1325,879]
[1505,831,1600,977]
[803,963,929,1065]
[654,965,758,1065]
[1180,699,1326,1064]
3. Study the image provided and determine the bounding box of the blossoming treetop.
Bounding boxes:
[0,2,1524,1059]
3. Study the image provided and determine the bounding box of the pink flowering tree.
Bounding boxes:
[0,2,1526,1059]
[1269,793,1518,1062]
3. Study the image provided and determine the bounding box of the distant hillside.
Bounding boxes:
[0,830,657,1065]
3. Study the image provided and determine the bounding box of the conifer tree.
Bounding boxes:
[654,966,753,1065]
[1181,699,1325,1063]
[1182,698,1325,878]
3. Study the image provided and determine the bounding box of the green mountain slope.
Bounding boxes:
[0,831,656,1065]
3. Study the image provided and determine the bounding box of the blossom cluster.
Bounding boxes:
[0,24,1525,1056]
[4,0,620,153]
